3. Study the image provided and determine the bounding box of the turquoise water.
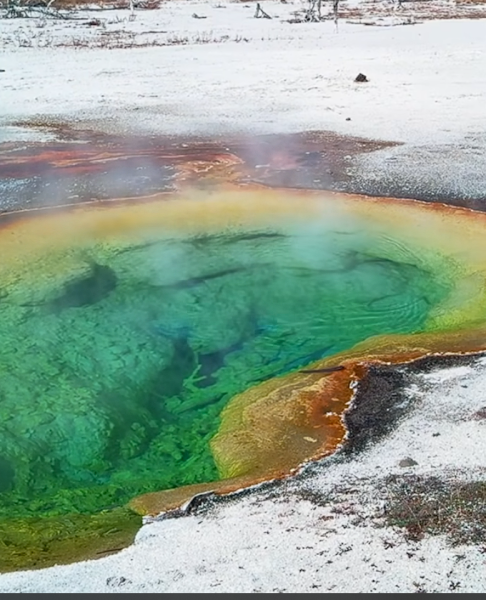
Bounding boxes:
[0,227,449,520]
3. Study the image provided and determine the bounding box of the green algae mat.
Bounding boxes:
[1,188,485,571]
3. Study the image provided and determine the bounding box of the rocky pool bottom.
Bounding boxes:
[2,187,486,571]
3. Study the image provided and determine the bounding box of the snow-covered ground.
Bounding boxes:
[1,0,486,148]
[1,0,486,593]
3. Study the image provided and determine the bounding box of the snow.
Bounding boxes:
[1,0,486,592]
[1,2,486,146]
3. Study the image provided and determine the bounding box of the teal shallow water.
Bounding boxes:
[0,227,450,521]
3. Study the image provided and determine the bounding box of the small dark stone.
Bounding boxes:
[345,117,351,121]
[354,73,368,83]
[399,457,418,468]
[432,432,441,437]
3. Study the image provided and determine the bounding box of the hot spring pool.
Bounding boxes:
[1,187,486,570]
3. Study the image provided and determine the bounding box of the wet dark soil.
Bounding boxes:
[343,352,486,455]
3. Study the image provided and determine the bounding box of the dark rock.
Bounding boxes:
[354,73,368,83]
[399,457,418,468]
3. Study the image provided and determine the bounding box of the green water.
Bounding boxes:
[0,227,449,526]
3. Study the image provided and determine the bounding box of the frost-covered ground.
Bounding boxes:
[1,0,486,592]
